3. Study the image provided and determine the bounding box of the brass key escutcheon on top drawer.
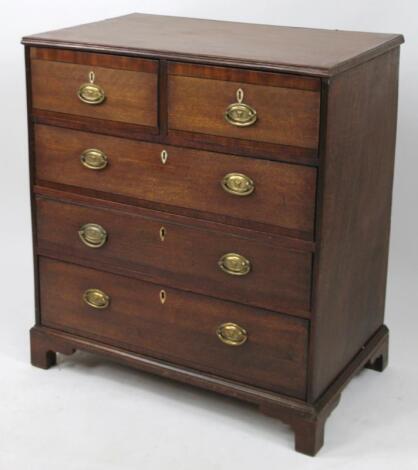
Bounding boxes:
[218,253,251,276]
[83,288,110,309]
[78,223,108,248]
[217,322,248,346]
[80,148,108,170]
[224,88,257,127]
[78,71,106,105]
[222,172,254,196]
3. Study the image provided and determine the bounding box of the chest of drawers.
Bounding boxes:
[23,13,403,456]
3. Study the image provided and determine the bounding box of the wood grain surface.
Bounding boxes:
[36,196,313,317]
[168,65,320,149]
[31,55,158,127]
[35,124,317,237]
[22,13,404,76]
[308,49,400,401]
[39,257,309,398]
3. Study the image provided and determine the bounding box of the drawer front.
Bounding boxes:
[168,63,320,149]
[30,48,158,128]
[39,257,308,398]
[36,197,312,317]
[35,125,317,238]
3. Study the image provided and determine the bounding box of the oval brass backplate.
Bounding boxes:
[217,322,248,346]
[78,223,108,248]
[78,83,106,105]
[225,103,257,127]
[78,71,105,105]
[218,253,251,276]
[222,172,254,196]
[83,288,110,309]
[80,148,108,170]
[224,88,257,127]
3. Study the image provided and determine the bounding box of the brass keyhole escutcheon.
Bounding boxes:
[159,226,166,241]
[217,322,248,346]
[159,289,167,304]
[78,71,106,105]
[83,288,110,309]
[161,149,168,165]
[224,88,257,127]
[218,253,251,276]
[78,223,108,248]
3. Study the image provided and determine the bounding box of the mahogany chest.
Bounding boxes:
[23,13,403,455]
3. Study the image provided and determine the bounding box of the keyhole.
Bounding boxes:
[159,226,166,242]
[89,71,96,83]
[236,88,244,103]
[159,290,166,304]
[161,150,168,165]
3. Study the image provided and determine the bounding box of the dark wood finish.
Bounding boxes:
[261,393,340,456]
[31,54,158,128]
[30,47,158,73]
[32,109,319,165]
[22,13,403,77]
[168,64,320,149]
[29,323,389,455]
[308,49,400,401]
[39,257,309,398]
[33,185,316,253]
[24,46,42,326]
[168,61,320,91]
[30,326,75,369]
[35,124,317,237]
[36,196,312,317]
[166,129,318,165]
[24,15,402,456]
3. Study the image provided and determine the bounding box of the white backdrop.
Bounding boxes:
[0,1,417,469]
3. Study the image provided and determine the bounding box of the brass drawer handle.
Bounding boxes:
[217,322,248,346]
[218,253,251,276]
[80,148,108,170]
[83,288,110,309]
[78,71,105,105]
[78,223,107,248]
[222,172,254,196]
[224,88,257,127]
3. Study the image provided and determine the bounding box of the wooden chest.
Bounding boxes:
[23,13,403,455]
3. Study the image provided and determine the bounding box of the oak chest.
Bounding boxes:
[23,14,403,455]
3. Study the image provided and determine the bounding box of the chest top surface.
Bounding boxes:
[22,13,403,76]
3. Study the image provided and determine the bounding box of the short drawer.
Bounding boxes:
[39,257,308,398]
[168,62,320,149]
[35,125,317,238]
[30,48,158,128]
[36,197,312,317]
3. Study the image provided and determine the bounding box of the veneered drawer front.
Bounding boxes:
[30,48,158,128]
[168,63,320,149]
[35,125,316,238]
[36,197,312,318]
[39,257,308,398]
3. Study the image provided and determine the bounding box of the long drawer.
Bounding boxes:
[36,196,312,317]
[39,257,309,398]
[34,124,317,238]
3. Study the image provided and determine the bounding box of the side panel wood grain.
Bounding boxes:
[39,257,309,398]
[36,196,312,317]
[35,125,317,237]
[309,49,400,400]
